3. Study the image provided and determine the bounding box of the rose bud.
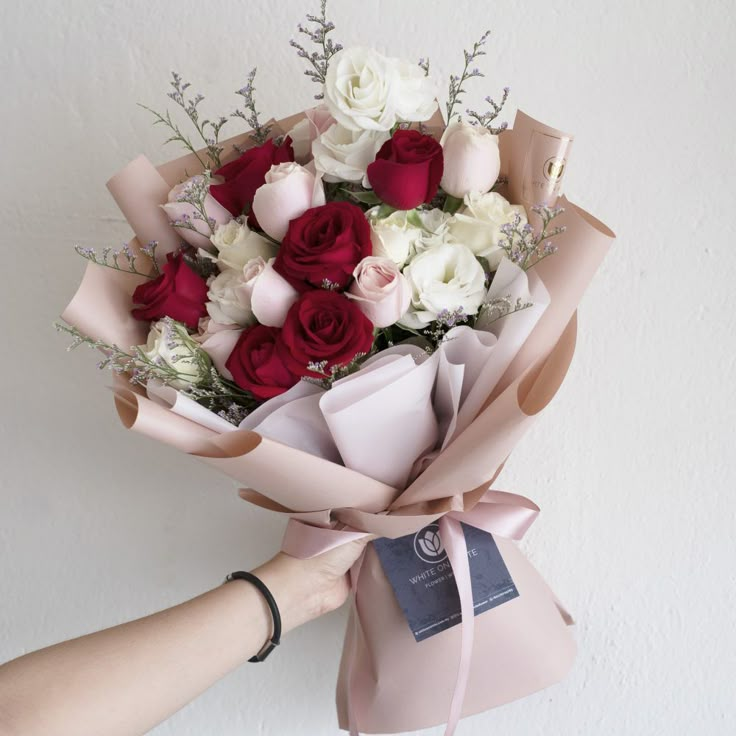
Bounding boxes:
[131,252,208,330]
[210,137,294,222]
[250,258,300,328]
[161,176,232,251]
[348,257,411,328]
[226,325,301,400]
[274,201,372,292]
[366,129,444,211]
[278,290,375,378]
[251,162,326,242]
[439,120,500,198]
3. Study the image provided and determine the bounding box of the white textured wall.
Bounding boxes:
[1,0,734,733]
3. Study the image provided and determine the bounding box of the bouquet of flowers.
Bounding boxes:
[59,3,614,733]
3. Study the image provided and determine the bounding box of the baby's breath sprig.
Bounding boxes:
[290,0,343,100]
[497,205,566,270]
[446,30,491,122]
[232,68,272,145]
[466,86,511,134]
[165,72,228,169]
[74,242,159,279]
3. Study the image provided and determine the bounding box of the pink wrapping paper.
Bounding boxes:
[61,109,615,734]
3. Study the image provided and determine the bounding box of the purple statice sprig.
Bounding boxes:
[170,172,218,237]
[290,0,343,100]
[139,72,228,170]
[304,351,369,390]
[498,205,566,270]
[165,72,228,168]
[232,67,272,145]
[74,241,160,279]
[424,307,469,349]
[55,320,257,425]
[466,86,511,135]
[418,57,431,77]
[446,30,491,122]
[477,294,533,327]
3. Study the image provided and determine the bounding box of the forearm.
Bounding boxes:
[0,554,335,736]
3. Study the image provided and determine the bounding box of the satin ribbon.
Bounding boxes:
[280,489,541,736]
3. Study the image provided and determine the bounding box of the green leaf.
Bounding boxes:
[344,189,382,206]
[405,209,424,229]
[442,193,464,215]
[375,203,397,219]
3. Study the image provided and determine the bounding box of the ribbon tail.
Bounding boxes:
[439,517,474,736]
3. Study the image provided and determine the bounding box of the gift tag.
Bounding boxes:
[373,522,519,642]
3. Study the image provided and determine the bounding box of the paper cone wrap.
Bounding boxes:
[61,109,614,734]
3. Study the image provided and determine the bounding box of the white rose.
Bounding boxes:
[392,58,439,124]
[205,257,266,327]
[210,219,276,271]
[367,208,423,266]
[142,319,210,390]
[447,192,527,270]
[400,243,486,329]
[412,208,455,251]
[313,123,389,187]
[440,121,501,198]
[323,47,437,132]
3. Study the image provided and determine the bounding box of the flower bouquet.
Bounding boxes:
[59,3,614,733]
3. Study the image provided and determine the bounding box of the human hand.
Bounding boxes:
[252,535,373,633]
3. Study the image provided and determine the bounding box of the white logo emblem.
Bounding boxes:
[413,524,447,564]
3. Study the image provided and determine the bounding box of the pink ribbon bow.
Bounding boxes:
[281,489,543,736]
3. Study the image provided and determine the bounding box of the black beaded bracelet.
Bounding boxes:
[225,571,282,662]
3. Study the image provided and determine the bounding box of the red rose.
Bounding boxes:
[274,201,372,292]
[366,129,444,210]
[131,252,208,330]
[279,290,374,377]
[225,325,300,400]
[210,137,294,220]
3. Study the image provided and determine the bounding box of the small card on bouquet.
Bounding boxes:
[373,523,519,642]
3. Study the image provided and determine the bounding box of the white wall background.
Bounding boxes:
[1,0,734,733]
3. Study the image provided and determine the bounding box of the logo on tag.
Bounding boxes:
[413,524,447,564]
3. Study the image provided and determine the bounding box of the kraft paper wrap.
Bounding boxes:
[61,109,614,734]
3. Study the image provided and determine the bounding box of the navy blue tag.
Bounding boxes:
[373,522,518,642]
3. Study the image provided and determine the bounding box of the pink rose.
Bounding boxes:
[250,258,300,327]
[161,175,232,250]
[195,318,243,380]
[286,106,336,163]
[347,256,411,328]
[439,120,500,198]
[251,162,326,242]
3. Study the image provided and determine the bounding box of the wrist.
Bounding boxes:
[253,553,348,633]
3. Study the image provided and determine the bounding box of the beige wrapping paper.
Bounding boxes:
[61,108,615,734]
